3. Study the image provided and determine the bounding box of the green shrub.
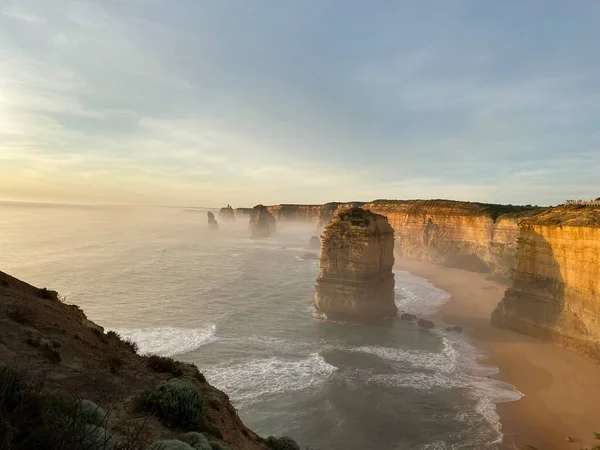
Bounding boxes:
[266,436,301,450]
[209,442,230,450]
[0,364,150,450]
[78,399,108,427]
[146,355,184,377]
[138,379,204,430]
[148,440,194,450]
[179,432,211,450]
[77,424,119,450]
[5,304,34,324]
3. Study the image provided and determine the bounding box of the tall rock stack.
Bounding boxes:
[207,212,219,230]
[219,205,235,222]
[314,207,397,321]
[249,205,276,238]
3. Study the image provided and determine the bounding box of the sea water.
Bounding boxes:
[0,202,521,449]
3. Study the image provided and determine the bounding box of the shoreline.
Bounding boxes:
[395,259,600,450]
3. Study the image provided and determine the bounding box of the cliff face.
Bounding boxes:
[362,200,541,277]
[251,200,540,277]
[219,205,235,222]
[492,206,600,359]
[314,207,397,321]
[266,203,364,226]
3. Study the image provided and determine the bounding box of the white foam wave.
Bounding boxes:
[112,325,217,356]
[205,353,337,406]
[394,270,450,315]
[345,346,453,373]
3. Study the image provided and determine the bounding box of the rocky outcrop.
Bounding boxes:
[219,205,235,222]
[207,212,219,230]
[308,236,320,250]
[492,205,600,360]
[249,205,276,239]
[314,207,397,321]
[0,270,269,450]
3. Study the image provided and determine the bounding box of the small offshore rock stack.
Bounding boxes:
[249,205,276,238]
[314,207,397,321]
[219,204,235,222]
[207,212,219,230]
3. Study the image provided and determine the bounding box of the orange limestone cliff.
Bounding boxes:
[492,205,600,359]
[314,207,397,321]
[363,200,544,277]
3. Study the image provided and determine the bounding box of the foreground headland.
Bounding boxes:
[396,259,600,450]
[0,270,292,450]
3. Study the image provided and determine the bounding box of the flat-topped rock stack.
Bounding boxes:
[314,207,397,321]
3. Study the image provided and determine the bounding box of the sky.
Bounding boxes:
[1,0,599,207]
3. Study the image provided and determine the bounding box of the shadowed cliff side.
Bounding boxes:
[314,207,397,321]
[492,213,600,360]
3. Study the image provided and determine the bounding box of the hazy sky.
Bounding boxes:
[1,1,599,207]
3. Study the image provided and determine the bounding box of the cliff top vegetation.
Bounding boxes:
[367,199,546,220]
[521,203,600,227]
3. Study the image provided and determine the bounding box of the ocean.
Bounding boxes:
[0,202,522,449]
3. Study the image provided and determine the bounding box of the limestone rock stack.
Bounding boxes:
[314,207,397,321]
[207,212,219,230]
[249,205,276,238]
[219,205,235,222]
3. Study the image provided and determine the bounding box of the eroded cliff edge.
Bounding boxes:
[492,205,600,359]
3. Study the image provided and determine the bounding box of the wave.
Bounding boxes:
[204,353,337,407]
[111,324,217,356]
[394,270,450,316]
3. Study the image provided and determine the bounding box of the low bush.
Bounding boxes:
[209,442,230,450]
[137,379,204,431]
[5,303,34,324]
[147,440,194,450]
[146,355,184,376]
[0,364,130,449]
[37,288,54,299]
[106,331,138,354]
[266,436,301,450]
[178,432,211,450]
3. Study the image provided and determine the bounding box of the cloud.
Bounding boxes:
[1,0,599,206]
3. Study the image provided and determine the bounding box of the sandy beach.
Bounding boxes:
[395,259,600,450]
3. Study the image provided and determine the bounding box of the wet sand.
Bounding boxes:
[395,259,600,450]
